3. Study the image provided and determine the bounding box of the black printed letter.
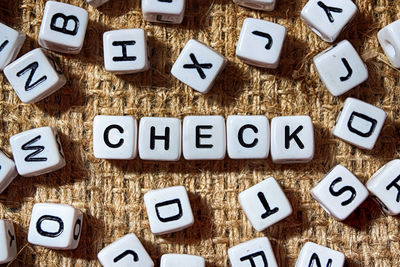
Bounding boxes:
[22,135,47,162]
[50,13,79,36]
[114,250,139,263]
[36,215,64,238]
[329,177,356,206]
[308,253,333,267]
[155,199,183,222]
[386,174,400,203]
[150,126,170,150]
[258,192,279,219]
[285,125,304,149]
[16,62,47,91]
[339,58,353,82]
[196,125,213,148]
[104,125,124,148]
[347,112,377,138]
[112,41,137,62]
[240,251,268,266]
[238,124,259,148]
[0,40,9,53]
[317,1,343,23]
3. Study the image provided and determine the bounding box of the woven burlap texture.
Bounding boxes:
[0,0,399,266]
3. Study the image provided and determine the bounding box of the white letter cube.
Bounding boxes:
[367,159,400,215]
[93,115,138,160]
[228,237,278,267]
[103,29,150,74]
[301,0,357,42]
[0,22,25,70]
[314,40,368,96]
[28,203,83,250]
[378,20,400,68]
[86,0,109,8]
[182,115,226,160]
[138,117,181,161]
[0,220,17,264]
[0,151,18,194]
[295,242,345,267]
[10,126,65,177]
[270,115,314,164]
[98,233,154,267]
[233,0,276,11]
[144,186,194,235]
[311,165,368,221]
[4,48,66,104]
[227,115,270,159]
[38,1,89,54]
[239,177,292,231]
[236,18,286,69]
[142,0,185,24]
[171,39,227,94]
[333,97,386,150]
[160,254,205,267]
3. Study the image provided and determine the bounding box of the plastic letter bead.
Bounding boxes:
[0,151,18,194]
[228,237,278,267]
[295,242,345,267]
[233,0,276,11]
[98,233,154,267]
[160,254,205,267]
[301,0,357,42]
[10,126,65,177]
[238,177,292,231]
[0,220,17,264]
[38,1,89,54]
[0,22,25,70]
[144,185,194,235]
[378,20,400,68]
[332,97,386,150]
[171,39,227,94]
[27,203,83,250]
[311,164,369,221]
[367,159,400,215]
[236,18,286,69]
[142,0,185,24]
[314,40,368,96]
[86,0,109,8]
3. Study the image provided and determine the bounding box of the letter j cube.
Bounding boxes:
[333,98,386,150]
[144,186,194,235]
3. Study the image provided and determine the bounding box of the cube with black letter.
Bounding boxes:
[142,0,186,24]
[0,22,25,70]
[38,1,89,54]
[367,159,400,215]
[333,98,386,150]
[4,48,66,104]
[311,165,368,221]
[295,242,345,267]
[93,115,138,160]
[0,151,18,194]
[0,220,17,264]
[228,237,278,267]
[27,203,83,250]
[10,126,65,177]
[270,115,314,163]
[144,186,194,235]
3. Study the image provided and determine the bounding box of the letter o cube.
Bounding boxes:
[27,203,83,250]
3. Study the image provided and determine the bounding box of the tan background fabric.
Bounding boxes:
[0,0,399,266]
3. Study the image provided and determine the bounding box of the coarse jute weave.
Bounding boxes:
[0,0,399,266]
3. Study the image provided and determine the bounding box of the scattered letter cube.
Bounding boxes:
[295,242,345,267]
[236,18,286,69]
[311,164,368,221]
[171,39,227,94]
[314,40,368,96]
[301,0,357,42]
[10,126,65,177]
[333,98,386,150]
[0,151,18,194]
[233,0,276,11]
[142,0,185,24]
[160,254,205,267]
[38,1,89,54]
[378,20,400,68]
[0,22,25,70]
[28,203,83,250]
[4,48,66,103]
[144,185,194,235]
[0,220,17,264]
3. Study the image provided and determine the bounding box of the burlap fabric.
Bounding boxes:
[0,0,399,266]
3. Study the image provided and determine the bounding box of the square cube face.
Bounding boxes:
[103,29,150,74]
[0,220,17,264]
[10,126,65,177]
[233,0,276,11]
[182,116,226,160]
[228,237,278,267]
[171,39,227,94]
[0,23,25,70]
[4,48,66,104]
[295,242,345,267]
[236,18,286,69]
[301,0,357,42]
[367,159,400,215]
[333,98,386,150]
[160,254,205,267]
[144,186,194,235]
[378,20,400,68]
[270,116,314,164]
[0,151,18,194]
[28,203,83,250]
[314,40,368,96]
[138,117,181,161]
[38,1,88,54]
[97,234,154,267]
[238,177,292,231]
[93,115,137,160]
[311,165,368,221]
[142,0,185,24]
